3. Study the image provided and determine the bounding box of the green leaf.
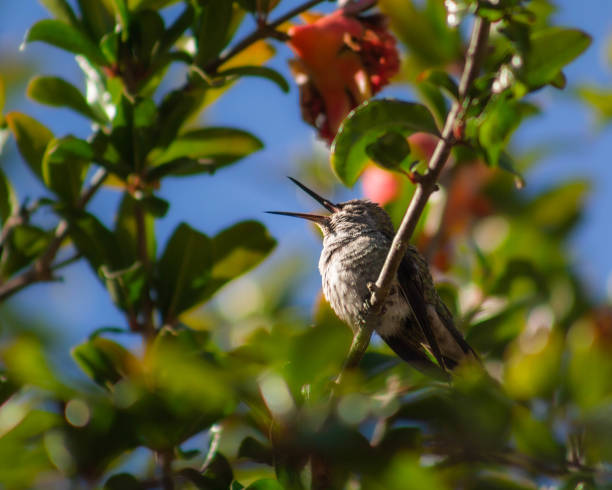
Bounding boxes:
[201,220,276,302]
[419,69,458,100]
[42,138,88,203]
[110,0,130,38]
[217,66,290,93]
[158,4,194,56]
[245,480,285,490]
[365,130,411,171]
[38,0,79,26]
[0,225,51,279]
[76,0,115,40]
[129,9,165,67]
[72,337,137,388]
[479,98,538,166]
[24,19,107,65]
[104,473,143,490]
[64,210,122,273]
[238,437,273,465]
[148,127,263,180]
[576,85,612,124]
[0,168,18,224]
[331,100,440,186]
[27,76,108,124]
[156,223,213,321]
[115,192,156,264]
[521,27,591,88]
[5,112,54,180]
[195,0,234,67]
[498,152,525,189]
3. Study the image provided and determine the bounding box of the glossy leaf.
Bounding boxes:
[0,225,51,279]
[195,0,234,67]
[521,27,591,88]
[156,223,213,321]
[201,220,277,302]
[365,130,412,171]
[39,0,78,26]
[64,210,122,273]
[72,337,137,388]
[217,66,290,93]
[479,99,538,165]
[331,100,440,186]
[27,76,108,124]
[5,112,54,180]
[0,168,18,224]
[148,127,263,179]
[42,138,88,203]
[24,19,107,65]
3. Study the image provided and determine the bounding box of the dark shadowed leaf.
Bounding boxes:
[238,436,273,465]
[5,112,53,180]
[195,0,234,67]
[520,27,591,88]
[27,76,108,124]
[365,130,412,171]
[419,69,458,99]
[72,337,137,388]
[24,19,107,65]
[217,66,290,93]
[156,223,213,321]
[331,100,439,186]
[104,472,143,489]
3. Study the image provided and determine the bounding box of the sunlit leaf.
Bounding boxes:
[520,27,591,88]
[27,76,108,124]
[331,100,439,186]
[148,128,263,179]
[200,220,277,303]
[5,112,54,180]
[72,337,138,388]
[24,19,107,65]
[0,168,18,224]
[217,66,290,93]
[576,85,612,124]
[156,223,213,321]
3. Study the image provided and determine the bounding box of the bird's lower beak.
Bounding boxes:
[266,211,328,224]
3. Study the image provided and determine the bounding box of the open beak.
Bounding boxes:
[266,177,340,224]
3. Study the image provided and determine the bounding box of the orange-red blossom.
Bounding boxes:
[288,8,399,144]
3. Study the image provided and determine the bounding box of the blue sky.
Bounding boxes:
[1,0,611,349]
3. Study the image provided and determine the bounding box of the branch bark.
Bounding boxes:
[336,16,490,382]
[0,168,108,302]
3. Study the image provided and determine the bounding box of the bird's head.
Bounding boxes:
[267,178,394,240]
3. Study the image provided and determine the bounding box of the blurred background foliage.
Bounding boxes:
[0,0,612,489]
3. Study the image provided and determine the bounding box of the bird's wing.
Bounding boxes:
[395,254,449,371]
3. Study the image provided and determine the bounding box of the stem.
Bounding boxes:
[159,451,174,490]
[335,16,491,382]
[204,0,328,73]
[0,168,108,302]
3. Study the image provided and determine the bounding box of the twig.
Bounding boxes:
[0,168,108,302]
[159,451,174,490]
[204,0,329,73]
[335,16,491,381]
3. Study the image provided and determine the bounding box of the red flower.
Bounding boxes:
[288,8,399,144]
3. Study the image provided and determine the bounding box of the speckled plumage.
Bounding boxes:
[269,181,477,374]
[318,199,476,372]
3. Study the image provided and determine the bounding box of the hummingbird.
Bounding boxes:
[268,178,478,375]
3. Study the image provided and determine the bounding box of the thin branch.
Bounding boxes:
[0,168,108,302]
[204,0,328,73]
[336,16,491,380]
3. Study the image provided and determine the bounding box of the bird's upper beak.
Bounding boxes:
[266,177,340,224]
